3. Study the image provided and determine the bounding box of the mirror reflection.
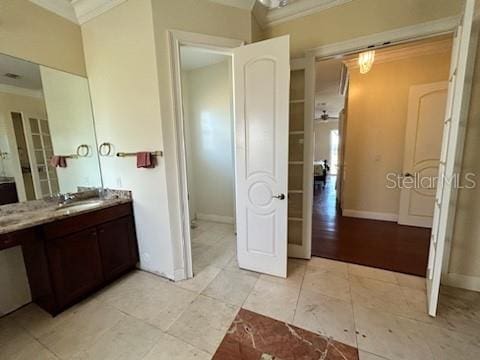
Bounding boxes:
[0,53,102,205]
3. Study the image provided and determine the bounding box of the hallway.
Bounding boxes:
[311,176,431,276]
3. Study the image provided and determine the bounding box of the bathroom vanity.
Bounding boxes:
[0,50,142,317]
[0,197,138,315]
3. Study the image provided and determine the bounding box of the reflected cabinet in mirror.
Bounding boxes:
[0,53,102,204]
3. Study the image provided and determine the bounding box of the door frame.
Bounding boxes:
[304,17,460,267]
[168,30,243,280]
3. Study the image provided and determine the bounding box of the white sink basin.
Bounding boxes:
[55,200,104,215]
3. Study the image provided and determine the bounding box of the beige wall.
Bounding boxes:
[448,22,480,284]
[314,119,339,165]
[183,60,234,222]
[343,52,451,215]
[262,0,463,57]
[82,0,251,279]
[0,0,86,76]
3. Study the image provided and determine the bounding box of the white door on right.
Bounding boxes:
[398,81,448,228]
[233,36,290,278]
[427,0,479,316]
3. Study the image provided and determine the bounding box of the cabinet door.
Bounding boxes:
[97,216,137,281]
[46,228,103,309]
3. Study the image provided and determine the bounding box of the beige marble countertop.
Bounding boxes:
[0,197,132,235]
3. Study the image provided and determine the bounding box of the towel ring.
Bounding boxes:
[98,142,113,157]
[76,144,90,157]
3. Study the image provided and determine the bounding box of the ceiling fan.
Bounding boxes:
[320,110,329,120]
[258,0,289,9]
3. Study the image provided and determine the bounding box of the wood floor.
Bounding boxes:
[311,176,430,276]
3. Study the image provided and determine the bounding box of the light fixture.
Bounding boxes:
[357,50,375,74]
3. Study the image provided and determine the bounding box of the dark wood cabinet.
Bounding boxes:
[19,202,138,315]
[46,228,104,309]
[97,217,137,281]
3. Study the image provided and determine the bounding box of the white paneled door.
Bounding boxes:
[427,0,478,316]
[399,81,448,228]
[233,36,290,277]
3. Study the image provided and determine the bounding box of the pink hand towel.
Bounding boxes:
[136,152,154,168]
[50,156,67,168]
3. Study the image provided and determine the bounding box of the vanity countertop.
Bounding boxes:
[0,197,132,235]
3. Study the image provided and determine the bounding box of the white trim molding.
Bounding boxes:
[442,273,480,292]
[307,16,460,58]
[71,0,127,25]
[265,0,353,27]
[342,209,399,222]
[29,0,78,23]
[196,213,235,224]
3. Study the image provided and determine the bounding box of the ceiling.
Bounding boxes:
[315,58,345,119]
[180,47,229,71]
[0,54,42,90]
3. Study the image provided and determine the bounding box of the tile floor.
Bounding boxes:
[1,220,480,359]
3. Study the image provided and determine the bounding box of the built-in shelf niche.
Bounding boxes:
[288,67,306,247]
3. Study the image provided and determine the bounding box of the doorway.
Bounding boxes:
[179,46,237,276]
[170,32,291,280]
[310,35,453,276]
[10,112,35,201]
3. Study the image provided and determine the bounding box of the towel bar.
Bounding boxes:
[116,151,163,157]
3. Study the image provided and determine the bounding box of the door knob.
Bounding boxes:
[272,193,285,200]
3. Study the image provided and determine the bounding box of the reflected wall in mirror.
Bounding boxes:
[0,53,102,204]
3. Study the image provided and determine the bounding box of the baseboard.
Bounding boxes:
[196,213,234,224]
[441,273,480,292]
[342,209,399,222]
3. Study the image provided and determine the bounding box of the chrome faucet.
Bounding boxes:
[58,192,77,206]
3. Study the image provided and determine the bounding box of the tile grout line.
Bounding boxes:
[291,261,307,324]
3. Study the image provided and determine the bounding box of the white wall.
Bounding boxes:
[40,66,102,193]
[182,60,234,223]
[314,119,339,164]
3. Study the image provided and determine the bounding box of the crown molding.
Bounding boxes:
[29,0,78,24]
[264,0,353,28]
[0,84,43,99]
[70,0,127,25]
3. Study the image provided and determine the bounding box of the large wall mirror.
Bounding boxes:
[0,53,102,205]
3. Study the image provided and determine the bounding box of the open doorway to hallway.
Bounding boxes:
[310,35,453,276]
